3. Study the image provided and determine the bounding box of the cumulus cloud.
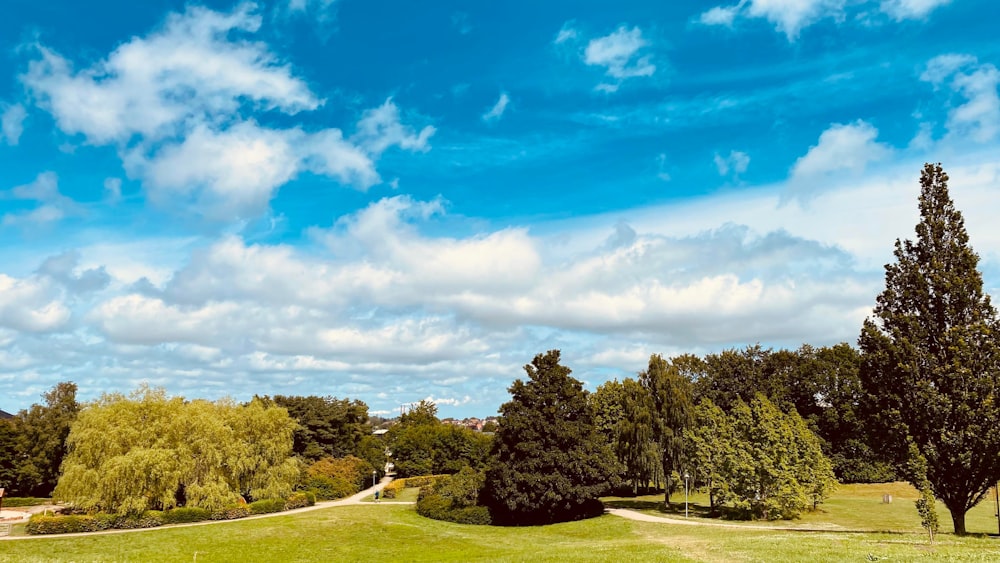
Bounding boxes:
[789,121,891,197]
[482,92,510,122]
[352,99,436,155]
[22,3,318,145]
[584,26,655,92]
[921,54,1000,143]
[1,103,26,145]
[20,4,432,221]
[0,274,71,332]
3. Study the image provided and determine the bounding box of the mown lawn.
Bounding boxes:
[604,482,1000,534]
[2,484,1000,562]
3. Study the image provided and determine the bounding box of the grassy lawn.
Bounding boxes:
[604,482,1000,534]
[3,484,1000,562]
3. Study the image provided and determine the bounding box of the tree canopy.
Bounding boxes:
[485,350,616,525]
[55,386,300,514]
[859,163,1000,535]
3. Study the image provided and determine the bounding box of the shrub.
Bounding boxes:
[26,514,102,535]
[209,506,251,520]
[381,480,405,499]
[285,492,312,510]
[111,511,164,529]
[416,492,492,525]
[303,455,375,498]
[249,498,286,515]
[305,475,356,500]
[413,469,492,525]
[162,507,211,524]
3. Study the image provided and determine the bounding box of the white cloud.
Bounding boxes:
[790,121,891,190]
[1,103,26,145]
[1,172,80,227]
[0,274,71,332]
[482,92,510,122]
[584,26,655,90]
[699,5,743,26]
[16,4,437,221]
[700,0,946,39]
[554,23,578,44]
[921,55,1000,143]
[714,150,751,176]
[880,0,951,20]
[352,98,435,155]
[23,3,319,145]
[699,0,847,40]
[125,122,303,219]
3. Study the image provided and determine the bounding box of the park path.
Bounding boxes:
[0,475,405,541]
[607,508,844,532]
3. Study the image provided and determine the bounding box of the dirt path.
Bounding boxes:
[0,476,405,541]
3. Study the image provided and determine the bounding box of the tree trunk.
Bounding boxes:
[951,508,967,535]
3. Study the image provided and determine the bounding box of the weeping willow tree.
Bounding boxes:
[55,386,300,514]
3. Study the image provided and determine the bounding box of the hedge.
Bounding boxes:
[209,506,251,520]
[285,492,313,510]
[25,511,164,535]
[415,493,492,525]
[249,498,286,515]
[161,507,211,524]
[24,492,313,535]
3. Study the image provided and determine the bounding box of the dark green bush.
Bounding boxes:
[111,511,164,529]
[285,492,312,510]
[249,498,286,515]
[26,514,101,535]
[416,492,492,525]
[162,507,211,524]
[209,506,251,520]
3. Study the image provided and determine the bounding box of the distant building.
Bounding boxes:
[0,409,13,420]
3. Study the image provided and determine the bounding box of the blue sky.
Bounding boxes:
[2,0,999,417]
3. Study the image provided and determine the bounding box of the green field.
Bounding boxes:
[2,484,1000,562]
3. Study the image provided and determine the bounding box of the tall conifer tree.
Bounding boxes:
[485,350,615,525]
[859,163,1000,534]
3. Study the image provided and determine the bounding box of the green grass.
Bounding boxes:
[3,484,1000,562]
[604,482,1000,534]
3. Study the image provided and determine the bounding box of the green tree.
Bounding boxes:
[684,398,733,511]
[485,350,616,525]
[640,354,694,505]
[859,163,1000,535]
[719,395,836,520]
[55,387,299,514]
[268,395,369,460]
[14,382,79,496]
[388,404,491,478]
